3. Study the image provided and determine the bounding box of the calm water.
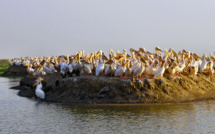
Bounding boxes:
[0,77,215,134]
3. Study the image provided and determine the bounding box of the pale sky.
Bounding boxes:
[1,0,215,59]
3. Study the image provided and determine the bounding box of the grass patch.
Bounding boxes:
[0,59,9,67]
[0,67,8,74]
[0,59,9,75]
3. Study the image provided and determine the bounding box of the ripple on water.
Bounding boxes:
[1,77,215,133]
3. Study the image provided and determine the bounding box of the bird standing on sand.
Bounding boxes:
[12,47,215,80]
[133,58,146,79]
[200,54,208,72]
[115,60,128,78]
[95,52,105,76]
[154,61,166,79]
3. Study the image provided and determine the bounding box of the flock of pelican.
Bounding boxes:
[8,47,215,100]
[8,47,215,80]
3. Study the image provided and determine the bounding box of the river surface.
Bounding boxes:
[0,77,215,134]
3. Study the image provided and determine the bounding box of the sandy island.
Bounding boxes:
[3,66,215,104]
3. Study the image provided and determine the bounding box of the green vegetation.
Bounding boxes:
[0,59,9,75]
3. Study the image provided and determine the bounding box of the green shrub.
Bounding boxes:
[0,59,9,74]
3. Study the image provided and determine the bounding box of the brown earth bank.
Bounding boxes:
[1,66,27,76]
[11,71,215,104]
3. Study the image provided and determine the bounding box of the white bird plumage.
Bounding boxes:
[96,60,104,76]
[200,55,208,72]
[34,77,45,99]
[154,61,166,78]
[133,62,145,79]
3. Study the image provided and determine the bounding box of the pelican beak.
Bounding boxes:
[40,78,44,81]
[33,80,38,87]
[102,54,109,61]
[207,62,211,67]
[124,60,129,67]
[139,48,145,53]
[81,60,90,64]
[155,47,163,52]
[105,60,113,64]
[126,54,131,58]
[171,49,177,56]
[25,63,29,66]
[140,58,146,63]
[116,57,125,62]
[146,51,153,55]
[130,48,134,53]
[142,57,149,61]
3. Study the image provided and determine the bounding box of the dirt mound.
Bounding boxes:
[15,73,215,104]
[1,66,28,76]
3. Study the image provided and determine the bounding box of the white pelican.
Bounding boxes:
[167,62,178,78]
[154,61,166,79]
[145,60,159,77]
[155,47,163,56]
[95,53,105,76]
[35,66,46,76]
[115,60,128,78]
[42,62,56,75]
[125,60,132,77]
[82,60,92,75]
[96,59,104,76]
[8,58,14,66]
[139,47,145,54]
[189,65,198,78]
[189,57,199,78]
[133,58,146,79]
[104,59,115,76]
[130,53,141,73]
[104,59,113,76]
[15,59,22,66]
[49,63,57,73]
[25,63,34,75]
[33,77,45,99]
[176,55,186,75]
[200,54,208,72]
[59,60,68,78]
[105,65,111,76]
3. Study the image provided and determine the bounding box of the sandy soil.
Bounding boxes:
[13,72,215,104]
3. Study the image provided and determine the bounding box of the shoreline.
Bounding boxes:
[1,65,27,76]
[8,69,215,104]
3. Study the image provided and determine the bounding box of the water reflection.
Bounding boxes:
[60,104,198,133]
[60,102,215,133]
[0,77,215,134]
